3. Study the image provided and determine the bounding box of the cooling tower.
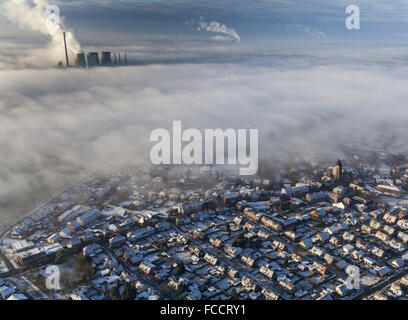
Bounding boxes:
[87,52,100,67]
[101,51,112,66]
[74,53,87,68]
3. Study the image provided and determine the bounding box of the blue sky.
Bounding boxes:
[2,0,408,47]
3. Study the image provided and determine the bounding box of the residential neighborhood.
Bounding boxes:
[1,137,408,300]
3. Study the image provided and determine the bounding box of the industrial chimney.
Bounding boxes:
[74,53,87,68]
[87,52,100,67]
[63,32,69,67]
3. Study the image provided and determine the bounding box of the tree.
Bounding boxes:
[225,223,231,233]
[230,288,238,300]
[77,254,92,266]
[54,251,67,264]
[283,257,289,268]
[110,281,120,300]
[122,282,136,300]
[104,281,109,297]
[290,203,299,213]
[234,233,246,248]
[175,261,185,275]
[75,254,95,281]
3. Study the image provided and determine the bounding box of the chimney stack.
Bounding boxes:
[63,32,69,67]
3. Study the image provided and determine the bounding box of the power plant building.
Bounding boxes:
[87,52,100,67]
[74,53,87,68]
[101,51,113,66]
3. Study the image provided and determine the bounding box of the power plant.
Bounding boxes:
[60,32,128,69]
[101,51,112,66]
[86,52,100,67]
[74,53,87,68]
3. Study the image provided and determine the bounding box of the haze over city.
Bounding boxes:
[0,0,408,303]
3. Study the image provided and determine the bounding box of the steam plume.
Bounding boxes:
[0,0,81,66]
[197,17,241,42]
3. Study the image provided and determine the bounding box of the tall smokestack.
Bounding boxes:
[63,32,69,67]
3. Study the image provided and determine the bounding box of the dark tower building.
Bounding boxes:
[87,52,100,67]
[101,51,113,66]
[74,53,87,68]
[335,159,343,183]
[124,52,128,65]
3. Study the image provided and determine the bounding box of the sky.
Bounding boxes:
[0,0,408,221]
[1,0,408,67]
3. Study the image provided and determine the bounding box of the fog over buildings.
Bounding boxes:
[0,0,408,224]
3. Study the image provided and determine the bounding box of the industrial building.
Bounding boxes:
[59,32,128,68]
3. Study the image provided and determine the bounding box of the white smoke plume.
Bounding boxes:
[0,0,81,67]
[197,17,241,42]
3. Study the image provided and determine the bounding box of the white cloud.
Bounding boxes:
[197,17,241,42]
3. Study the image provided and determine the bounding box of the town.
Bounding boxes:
[1,136,408,300]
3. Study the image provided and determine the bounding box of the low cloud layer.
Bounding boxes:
[1,60,408,220]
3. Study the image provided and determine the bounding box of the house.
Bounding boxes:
[335,284,350,297]
[59,228,72,238]
[371,247,385,259]
[109,235,126,247]
[397,219,408,230]
[0,286,15,300]
[363,256,376,266]
[316,232,330,242]
[299,239,313,249]
[241,255,256,268]
[261,287,279,300]
[324,253,335,265]
[391,258,405,269]
[204,253,218,266]
[7,293,28,300]
[343,244,354,254]
[224,245,242,259]
[306,191,329,203]
[139,261,157,275]
[259,265,274,280]
[241,276,258,292]
[227,268,240,280]
[76,209,101,226]
[209,237,222,248]
[377,266,392,277]
[375,231,388,242]
[57,205,91,224]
